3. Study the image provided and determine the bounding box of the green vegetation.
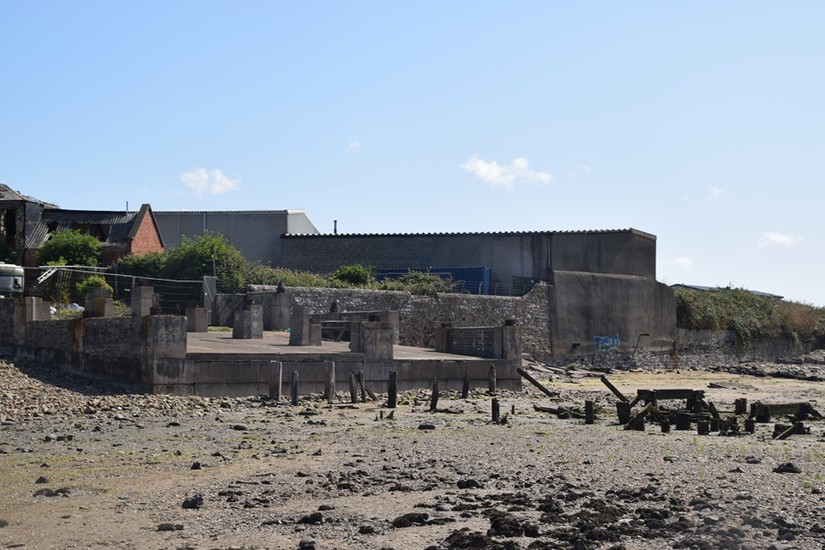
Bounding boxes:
[76,275,113,299]
[116,233,454,296]
[37,229,102,266]
[675,286,825,345]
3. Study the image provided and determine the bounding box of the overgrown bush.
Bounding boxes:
[675,286,825,345]
[37,229,102,266]
[378,271,455,296]
[76,275,113,299]
[330,264,375,287]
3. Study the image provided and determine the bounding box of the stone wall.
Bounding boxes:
[244,283,553,358]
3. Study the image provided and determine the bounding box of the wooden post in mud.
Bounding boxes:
[349,371,359,404]
[616,401,631,424]
[488,363,497,395]
[291,371,299,406]
[356,370,367,403]
[491,398,500,424]
[461,369,470,399]
[324,362,335,404]
[585,400,595,425]
[388,370,398,409]
[429,377,439,412]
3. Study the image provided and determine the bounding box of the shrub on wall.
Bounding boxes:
[76,275,113,299]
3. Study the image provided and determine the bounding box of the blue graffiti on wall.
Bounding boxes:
[593,333,620,352]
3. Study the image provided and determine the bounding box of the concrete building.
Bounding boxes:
[280,228,676,355]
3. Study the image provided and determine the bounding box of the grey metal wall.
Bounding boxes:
[155,211,305,265]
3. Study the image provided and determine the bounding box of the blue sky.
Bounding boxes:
[2,2,824,305]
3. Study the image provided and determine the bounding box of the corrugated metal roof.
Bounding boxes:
[155,210,291,214]
[282,228,650,238]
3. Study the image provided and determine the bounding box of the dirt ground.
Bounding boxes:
[1,360,823,550]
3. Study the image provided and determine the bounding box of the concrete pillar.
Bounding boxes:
[434,324,450,353]
[24,296,50,322]
[84,289,113,318]
[233,304,263,339]
[501,321,521,360]
[267,291,290,331]
[186,307,208,332]
[350,322,394,361]
[289,305,307,345]
[132,286,155,317]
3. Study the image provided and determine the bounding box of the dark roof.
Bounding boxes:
[0,184,57,208]
[28,208,141,248]
[283,227,655,239]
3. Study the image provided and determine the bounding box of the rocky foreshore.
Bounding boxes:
[1,358,823,550]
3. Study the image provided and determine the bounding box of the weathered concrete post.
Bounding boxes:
[132,285,154,317]
[186,307,208,332]
[488,363,497,395]
[461,368,470,399]
[585,400,595,425]
[350,321,393,361]
[267,288,290,331]
[233,303,263,339]
[84,289,113,318]
[734,398,747,415]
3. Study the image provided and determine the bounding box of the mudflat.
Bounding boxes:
[1,359,823,550]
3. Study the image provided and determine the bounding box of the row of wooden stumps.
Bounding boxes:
[272,361,508,422]
[600,374,822,437]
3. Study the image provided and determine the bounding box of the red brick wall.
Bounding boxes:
[129,213,164,256]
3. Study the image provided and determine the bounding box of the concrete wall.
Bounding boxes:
[549,229,657,279]
[0,298,187,392]
[549,271,675,357]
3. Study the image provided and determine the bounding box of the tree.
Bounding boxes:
[162,232,247,293]
[37,229,102,266]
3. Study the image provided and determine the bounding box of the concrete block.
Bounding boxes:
[232,304,263,339]
[132,286,154,317]
[186,307,208,332]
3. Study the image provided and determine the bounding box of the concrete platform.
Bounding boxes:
[186,330,484,361]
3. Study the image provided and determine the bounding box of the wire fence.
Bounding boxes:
[26,266,206,315]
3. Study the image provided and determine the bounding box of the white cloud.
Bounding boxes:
[706,186,724,202]
[347,139,364,151]
[675,257,694,270]
[459,155,552,190]
[180,168,240,196]
[759,231,804,248]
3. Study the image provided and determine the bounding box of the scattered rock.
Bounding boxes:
[391,512,429,528]
[190,461,202,470]
[232,424,249,431]
[418,423,436,430]
[296,512,323,525]
[182,494,204,509]
[773,462,802,474]
[33,487,70,497]
[35,476,49,484]
[157,523,183,532]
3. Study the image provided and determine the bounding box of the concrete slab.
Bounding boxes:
[186,330,486,361]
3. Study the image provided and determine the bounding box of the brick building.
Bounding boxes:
[0,184,164,267]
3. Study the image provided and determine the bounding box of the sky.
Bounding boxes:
[2,2,824,305]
